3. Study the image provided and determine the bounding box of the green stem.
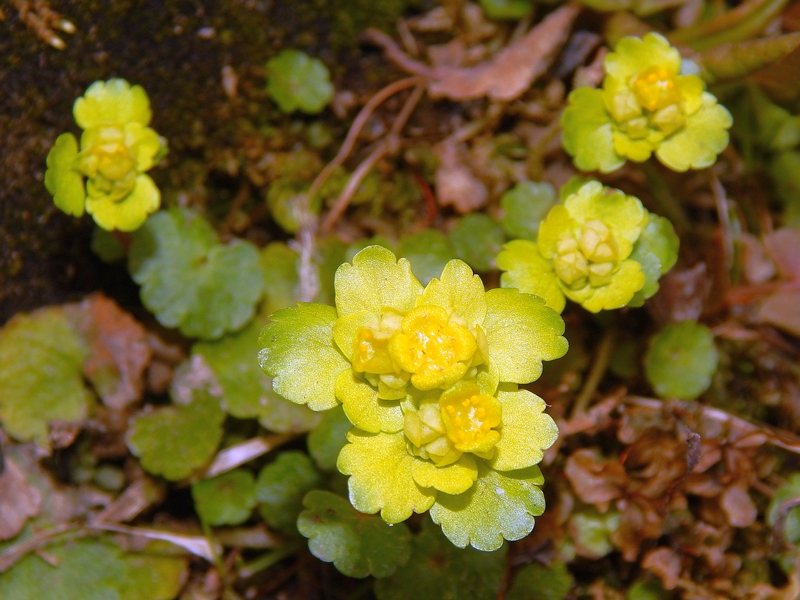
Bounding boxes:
[237,539,303,579]
[639,161,692,234]
[570,327,618,418]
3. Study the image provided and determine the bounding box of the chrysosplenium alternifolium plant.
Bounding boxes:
[45,79,167,231]
[259,245,568,550]
[561,33,732,173]
[497,180,679,313]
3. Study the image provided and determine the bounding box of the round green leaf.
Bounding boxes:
[266,49,334,114]
[307,405,352,471]
[397,229,456,285]
[506,561,574,600]
[194,321,321,433]
[0,308,92,448]
[644,321,718,400]
[128,208,264,340]
[256,450,322,531]
[297,490,411,578]
[450,214,506,272]
[127,390,225,481]
[374,517,507,599]
[192,469,257,526]
[500,181,556,241]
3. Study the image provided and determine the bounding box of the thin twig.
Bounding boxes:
[320,82,425,232]
[301,76,424,217]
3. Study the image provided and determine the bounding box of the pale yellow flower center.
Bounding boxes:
[554,220,619,289]
[77,126,137,201]
[388,305,479,391]
[440,390,501,454]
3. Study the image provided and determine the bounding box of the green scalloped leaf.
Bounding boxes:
[506,560,574,600]
[128,207,264,340]
[644,321,718,400]
[628,213,680,307]
[0,308,92,448]
[192,469,257,526]
[44,132,85,217]
[479,0,534,20]
[266,49,334,114]
[307,405,352,471]
[297,490,411,578]
[260,242,300,314]
[397,230,457,285]
[337,430,436,523]
[0,538,186,600]
[483,288,568,384]
[561,87,623,173]
[430,464,546,551]
[497,240,566,313]
[193,321,321,433]
[258,303,349,411]
[450,214,506,272]
[127,389,225,481]
[374,517,507,599]
[500,181,556,241]
[256,450,323,531]
[766,473,800,543]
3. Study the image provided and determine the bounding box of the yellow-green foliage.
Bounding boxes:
[44,79,167,231]
[259,246,568,550]
[561,33,732,173]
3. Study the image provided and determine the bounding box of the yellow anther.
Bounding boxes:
[439,384,502,454]
[388,305,479,390]
[632,66,681,112]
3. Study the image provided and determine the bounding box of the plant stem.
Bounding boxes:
[570,326,618,418]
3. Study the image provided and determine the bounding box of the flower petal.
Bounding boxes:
[483,288,568,383]
[338,430,436,524]
[335,246,422,317]
[492,388,558,472]
[336,370,403,433]
[497,240,565,313]
[411,454,478,495]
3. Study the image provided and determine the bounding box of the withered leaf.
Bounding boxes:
[0,458,42,540]
[564,448,628,506]
[68,294,152,410]
[366,4,581,102]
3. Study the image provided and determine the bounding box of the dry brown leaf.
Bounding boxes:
[719,484,757,528]
[564,448,628,507]
[763,228,800,281]
[642,547,683,590]
[433,140,488,213]
[68,294,152,410]
[0,458,42,540]
[756,289,800,337]
[366,4,581,102]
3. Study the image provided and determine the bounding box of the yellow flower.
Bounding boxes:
[561,32,732,173]
[44,79,166,231]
